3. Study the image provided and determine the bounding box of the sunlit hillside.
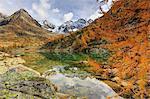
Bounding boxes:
[0,9,60,53]
[44,0,150,98]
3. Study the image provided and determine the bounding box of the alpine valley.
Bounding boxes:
[0,0,149,99]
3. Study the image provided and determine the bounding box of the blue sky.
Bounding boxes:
[0,0,112,25]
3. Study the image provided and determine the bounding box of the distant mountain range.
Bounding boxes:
[57,19,93,33]
[41,18,93,33]
[0,10,93,35]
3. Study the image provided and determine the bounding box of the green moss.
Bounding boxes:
[0,71,56,99]
[1,71,37,82]
[0,89,18,99]
[90,49,111,62]
[40,52,88,64]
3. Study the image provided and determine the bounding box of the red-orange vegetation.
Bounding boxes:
[81,0,150,98]
[46,0,149,98]
[87,58,100,70]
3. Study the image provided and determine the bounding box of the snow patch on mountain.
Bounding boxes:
[40,18,93,33]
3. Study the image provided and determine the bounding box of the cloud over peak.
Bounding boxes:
[52,8,60,13]
[32,0,51,19]
[64,12,74,22]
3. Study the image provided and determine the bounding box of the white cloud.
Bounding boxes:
[32,0,51,19]
[52,8,60,13]
[0,1,14,15]
[63,12,74,22]
[89,0,113,20]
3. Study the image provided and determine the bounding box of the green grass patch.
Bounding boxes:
[89,49,111,62]
[40,52,88,64]
[20,48,111,74]
[21,52,63,74]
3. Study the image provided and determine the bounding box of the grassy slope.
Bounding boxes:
[0,9,58,53]
[20,50,111,74]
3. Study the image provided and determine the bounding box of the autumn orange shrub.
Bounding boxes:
[83,0,150,98]
[87,58,100,70]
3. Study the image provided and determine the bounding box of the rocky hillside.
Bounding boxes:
[0,52,82,99]
[43,0,150,98]
[0,9,57,52]
[44,0,149,52]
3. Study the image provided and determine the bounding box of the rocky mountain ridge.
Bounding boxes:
[41,18,93,33]
[0,9,41,27]
[0,9,57,52]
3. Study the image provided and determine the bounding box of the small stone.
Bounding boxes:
[112,68,118,74]
[73,67,78,71]
[111,77,121,82]
[0,61,5,66]
[121,81,128,87]
[0,66,8,74]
